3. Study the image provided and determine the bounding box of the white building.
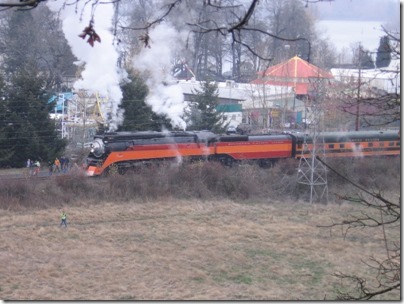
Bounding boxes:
[178,80,246,129]
[331,59,400,94]
[178,80,296,131]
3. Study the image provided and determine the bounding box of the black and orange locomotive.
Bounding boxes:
[85,129,400,176]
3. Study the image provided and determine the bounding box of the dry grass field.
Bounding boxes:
[0,197,400,300]
[0,158,400,300]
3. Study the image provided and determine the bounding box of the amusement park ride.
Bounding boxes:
[49,91,110,143]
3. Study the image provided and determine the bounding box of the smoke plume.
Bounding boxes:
[133,22,187,130]
[46,0,125,130]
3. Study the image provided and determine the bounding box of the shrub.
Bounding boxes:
[54,172,90,194]
[0,179,33,210]
[0,179,32,201]
[0,155,399,209]
[326,157,400,192]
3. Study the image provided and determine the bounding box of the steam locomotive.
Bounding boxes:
[85,129,400,176]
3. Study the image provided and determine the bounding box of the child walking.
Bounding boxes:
[60,211,68,228]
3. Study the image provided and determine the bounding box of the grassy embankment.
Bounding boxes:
[0,158,400,300]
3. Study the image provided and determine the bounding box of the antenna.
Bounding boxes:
[296,76,329,203]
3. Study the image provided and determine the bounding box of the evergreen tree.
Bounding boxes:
[118,70,173,131]
[0,72,14,164]
[184,81,227,133]
[0,8,68,167]
[359,49,375,69]
[0,64,66,167]
[376,35,391,68]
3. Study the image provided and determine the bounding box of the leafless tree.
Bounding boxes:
[0,0,45,10]
[0,5,77,90]
[0,0,333,63]
[330,27,400,130]
[317,156,400,300]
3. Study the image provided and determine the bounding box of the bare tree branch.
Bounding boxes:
[228,0,259,31]
[315,156,400,300]
[334,272,400,300]
[120,0,183,31]
[0,0,44,7]
[316,156,399,207]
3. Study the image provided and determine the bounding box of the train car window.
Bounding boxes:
[396,142,400,146]
[297,143,302,149]
[389,142,394,147]
[329,144,334,149]
[340,144,345,149]
[355,143,360,148]
[368,143,373,148]
[379,142,384,147]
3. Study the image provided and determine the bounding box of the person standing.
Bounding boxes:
[60,211,67,228]
[64,157,70,173]
[60,157,66,173]
[26,159,32,177]
[54,158,61,173]
[33,160,40,176]
[48,160,54,176]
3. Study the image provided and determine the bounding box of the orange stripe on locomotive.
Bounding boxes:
[215,140,293,160]
[95,142,214,174]
[295,131,400,158]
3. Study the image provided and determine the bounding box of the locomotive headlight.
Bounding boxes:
[90,138,105,157]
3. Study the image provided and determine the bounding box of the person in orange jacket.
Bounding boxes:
[54,158,61,173]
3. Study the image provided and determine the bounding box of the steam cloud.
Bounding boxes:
[47,2,187,130]
[133,22,187,130]
[46,0,125,130]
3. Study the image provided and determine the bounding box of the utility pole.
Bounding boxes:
[82,96,87,151]
[355,45,363,131]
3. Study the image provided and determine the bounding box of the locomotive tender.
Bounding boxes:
[85,129,400,176]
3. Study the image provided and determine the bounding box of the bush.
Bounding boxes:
[0,156,399,210]
[326,157,400,192]
[54,173,90,195]
[0,179,34,210]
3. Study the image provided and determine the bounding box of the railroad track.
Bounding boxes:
[0,171,70,181]
[0,175,50,181]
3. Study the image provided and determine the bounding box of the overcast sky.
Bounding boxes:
[309,0,400,22]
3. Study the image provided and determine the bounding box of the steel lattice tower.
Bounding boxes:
[297,77,329,203]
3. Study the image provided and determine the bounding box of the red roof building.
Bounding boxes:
[252,56,333,95]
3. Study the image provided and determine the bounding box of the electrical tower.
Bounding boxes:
[296,77,329,203]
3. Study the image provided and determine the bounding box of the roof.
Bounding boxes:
[259,56,334,79]
[251,56,334,95]
[331,66,400,94]
[178,80,249,101]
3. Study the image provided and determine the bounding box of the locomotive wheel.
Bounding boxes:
[117,166,128,175]
[108,164,129,175]
[219,155,234,166]
[104,164,119,176]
